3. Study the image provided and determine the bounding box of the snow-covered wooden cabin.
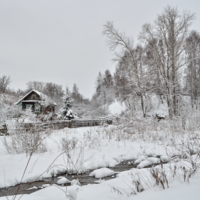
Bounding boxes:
[15,90,57,114]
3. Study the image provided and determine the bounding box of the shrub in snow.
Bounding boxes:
[150,167,169,189]
[2,127,50,155]
[19,107,37,123]
[0,100,23,125]
[128,171,146,194]
[61,137,85,174]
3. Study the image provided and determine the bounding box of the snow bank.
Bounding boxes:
[160,155,171,163]
[134,156,147,165]
[57,177,71,185]
[137,157,160,169]
[108,100,126,115]
[84,153,119,170]
[114,153,136,162]
[89,168,115,178]
[66,185,79,200]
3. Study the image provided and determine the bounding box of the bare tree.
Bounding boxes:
[103,22,152,117]
[27,81,45,92]
[185,30,200,109]
[0,75,11,93]
[140,6,195,117]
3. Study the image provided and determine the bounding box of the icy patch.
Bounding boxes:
[27,186,38,190]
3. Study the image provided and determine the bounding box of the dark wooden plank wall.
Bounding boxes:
[24,91,41,100]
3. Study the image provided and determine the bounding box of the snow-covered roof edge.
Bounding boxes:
[14,90,57,106]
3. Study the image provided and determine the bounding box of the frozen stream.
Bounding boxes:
[0,157,168,197]
[0,159,137,197]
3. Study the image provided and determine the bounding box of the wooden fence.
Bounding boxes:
[41,119,112,129]
[0,124,7,135]
[0,119,112,134]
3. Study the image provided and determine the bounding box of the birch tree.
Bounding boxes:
[103,22,152,117]
[140,6,195,117]
[185,30,200,109]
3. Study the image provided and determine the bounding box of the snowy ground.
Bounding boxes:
[0,123,200,200]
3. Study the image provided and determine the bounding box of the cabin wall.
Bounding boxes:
[18,91,55,114]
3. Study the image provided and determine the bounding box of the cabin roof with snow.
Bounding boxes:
[15,90,57,106]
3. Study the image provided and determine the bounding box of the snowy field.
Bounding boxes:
[0,121,200,200]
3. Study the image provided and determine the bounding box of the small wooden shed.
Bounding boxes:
[15,90,57,114]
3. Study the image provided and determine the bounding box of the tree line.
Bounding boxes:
[92,6,200,118]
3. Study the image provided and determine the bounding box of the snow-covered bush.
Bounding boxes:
[19,107,37,122]
[0,101,22,124]
[83,128,102,149]
[61,137,85,174]
[150,167,169,189]
[2,127,50,155]
[59,95,75,120]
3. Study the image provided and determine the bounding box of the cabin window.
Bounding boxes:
[26,104,32,110]
[35,104,40,113]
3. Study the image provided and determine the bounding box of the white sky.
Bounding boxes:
[1,0,200,99]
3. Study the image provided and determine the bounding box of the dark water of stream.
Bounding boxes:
[0,160,137,197]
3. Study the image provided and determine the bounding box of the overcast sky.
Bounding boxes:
[1,0,200,99]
